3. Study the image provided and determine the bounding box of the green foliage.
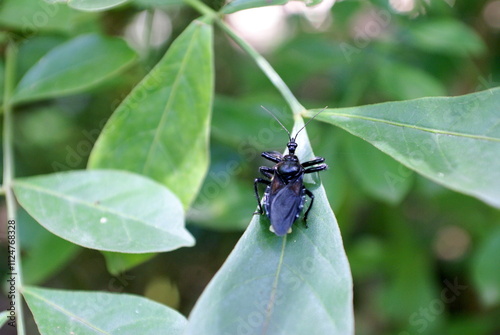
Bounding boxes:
[23,286,187,334]
[1,0,499,334]
[13,170,194,252]
[13,34,137,103]
[311,89,500,208]
[88,20,213,209]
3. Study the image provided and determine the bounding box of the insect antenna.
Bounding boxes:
[260,105,291,141]
[293,106,328,139]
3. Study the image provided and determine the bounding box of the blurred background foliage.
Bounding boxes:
[0,0,499,334]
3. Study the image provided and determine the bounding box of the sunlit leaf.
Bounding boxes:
[23,286,187,335]
[13,170,194,253]
[47,0,131,11]
[88,20,213,208]
[310,88,500,208]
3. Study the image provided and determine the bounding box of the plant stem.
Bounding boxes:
[216,21,304,115]
[3,43,26,335]
[184,0,305,115]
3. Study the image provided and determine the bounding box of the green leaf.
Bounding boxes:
[221,0,322,14]
[408,19,486,56]
[102,251,156,275]
[344,134,413,204]
[310,88,500,208]
[133,0,184,6]
[47,0,131,11]
[0,0,88,33]
[13,170,194,253]
[12,34,137,103]
[185,117,353,335]
[18,209,80,285]
[88,20,214,208]
[472,228,500,306]
[22,286,187,335]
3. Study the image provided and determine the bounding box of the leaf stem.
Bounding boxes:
[3,43,26,335]
[184,0,304,115]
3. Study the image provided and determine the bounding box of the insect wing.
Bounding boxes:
[268,178,304,236]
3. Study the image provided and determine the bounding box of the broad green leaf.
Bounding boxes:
[186,117,353,335]
[23,286,187,335]
[472,228,500,306]
[221,0,322,14]
[102,251,156,275]
[47,0,131,11]
[310,88,500,208]
[13,170,194,253]
[88,20,214,208]
[344,134,413,204]
[408,19,486,56]
[18,209,80,285]
[12,34,137,103]
[0,0,88,33]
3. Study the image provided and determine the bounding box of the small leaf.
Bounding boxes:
[13,170,194,253]
[12,34,137,103]
[102,251,156,275]
[23,286,187,335]
[311,88,500,208]
[472,228,500,306]
[344,134,413,204]
[47,0,131,12]
[408,19,486,56]
[185,117,353,335]
[88,20,214,208]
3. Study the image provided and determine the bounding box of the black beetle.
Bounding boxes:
[254,107,328,236]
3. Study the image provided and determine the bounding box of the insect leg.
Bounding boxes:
[262,151,282,163]
[259,166,274,179]
[304,164,328,174]
[302,156,325,167]
[303,188,315,227]
[254,178,271,214]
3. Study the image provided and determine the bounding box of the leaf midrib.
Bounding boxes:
[14,181,186,238]
[24,289,109,334]
[322,113,500,142]
[142,24,202,174]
